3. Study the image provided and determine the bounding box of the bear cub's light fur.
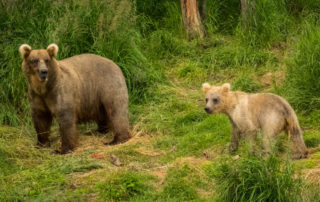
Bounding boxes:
[202,83,308,159]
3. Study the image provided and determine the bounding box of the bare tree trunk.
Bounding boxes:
[180,0,204,38]
[241,0,255,20]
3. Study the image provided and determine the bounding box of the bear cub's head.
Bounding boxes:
[19,44,58,82]
[202,83,230,114]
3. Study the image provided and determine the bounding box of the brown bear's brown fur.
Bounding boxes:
[19,44,131,153]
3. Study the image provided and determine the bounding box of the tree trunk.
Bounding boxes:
[241,0,255,20]
[180,0,204,38]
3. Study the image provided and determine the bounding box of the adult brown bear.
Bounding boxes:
[19,44,131,153]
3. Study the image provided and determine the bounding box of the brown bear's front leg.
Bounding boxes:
[32,108,52,147]
[56,109,78,154]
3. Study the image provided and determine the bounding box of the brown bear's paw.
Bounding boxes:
[51,148,73,155]
[104,134,131,146]
[36,141,51,148]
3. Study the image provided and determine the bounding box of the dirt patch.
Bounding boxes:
[148,166,169,189]
[261,71,285,87]
[302,167,320,186]
[134,146,166,157]
[173,156,209,168]
[48,123,149,155]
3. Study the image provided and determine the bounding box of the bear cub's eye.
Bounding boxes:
[205,98,208,103]
[213,98,219,103]
[45,59,49,63]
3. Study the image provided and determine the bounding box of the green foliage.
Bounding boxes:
[159,165,199,200]
[196,39,276,72]
[283,24,320,111]
[96,171,153,201]
[286,0,320,16]
[205,0,241,34]
[303,130,320,148]
[232,75,262,93]
[238,0,293,47]
[212,155,303,202]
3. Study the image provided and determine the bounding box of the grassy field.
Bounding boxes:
[1,0,320,201]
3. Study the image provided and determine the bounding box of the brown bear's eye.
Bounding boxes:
[213,98,219,103]
[45,59,49,63]
[32,59,39,64]
[205,98,208,103]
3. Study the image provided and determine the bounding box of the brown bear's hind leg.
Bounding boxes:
[105,107,131,145]
[96,111,110,134]
[32,109,52,147]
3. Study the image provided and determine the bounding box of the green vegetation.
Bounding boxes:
[96,171,154,201]
[283,24,320,111]
[212,154,303,202]
[1,0,320,201]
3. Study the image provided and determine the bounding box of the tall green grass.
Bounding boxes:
[237,0,293,47]
[283,24,320,111]
[212,154,303,202]
[204,0,241,34]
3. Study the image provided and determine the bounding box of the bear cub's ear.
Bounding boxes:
[221,83,231,93]
[202,83,211,94]
[19,44,32,59]
[47,43,59,58]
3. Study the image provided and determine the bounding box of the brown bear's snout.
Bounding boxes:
[39,68,48,81]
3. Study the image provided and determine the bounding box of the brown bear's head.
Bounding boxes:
[202,83,230,114]
[19,44,58,83]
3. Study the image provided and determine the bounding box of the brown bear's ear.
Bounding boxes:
[202,83,211,94]
[221,83,231,93]
[47,43,59,58]
[19,44,32,59]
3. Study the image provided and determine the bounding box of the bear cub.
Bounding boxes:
[202,83,308,159]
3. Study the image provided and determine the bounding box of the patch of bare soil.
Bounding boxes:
[173,156,208,166]
[148,166,170,189]
[302,167,320,186]
[261,71,285,87]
